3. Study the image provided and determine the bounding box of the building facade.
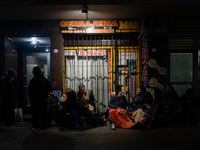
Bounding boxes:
[0,13,200,113]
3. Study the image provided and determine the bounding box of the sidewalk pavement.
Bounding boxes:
[0,121,200,150]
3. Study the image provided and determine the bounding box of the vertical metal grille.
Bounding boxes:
[64,35,138,112]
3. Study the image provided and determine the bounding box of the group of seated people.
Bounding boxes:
[108,86,155,130]
[55,83,155,130]
[159,84,200,126]
[47,83,200,130]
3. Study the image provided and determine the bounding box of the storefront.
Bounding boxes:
[1,17,199,114]
[60,20,141,112]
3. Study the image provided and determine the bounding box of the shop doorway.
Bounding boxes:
[23,52,50,109]
[63,35,140,112]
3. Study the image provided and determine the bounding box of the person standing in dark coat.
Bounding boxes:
[1,70,20,126]
[28,66,52,130]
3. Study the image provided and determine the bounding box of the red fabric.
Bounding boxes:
[109,107,133,128]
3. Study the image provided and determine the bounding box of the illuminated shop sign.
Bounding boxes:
[60,20,141,34]
[64,49,107,56]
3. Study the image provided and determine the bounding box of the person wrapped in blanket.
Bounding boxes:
[108,87,153,130]
[130,86,154,130]
[108,90,130,130]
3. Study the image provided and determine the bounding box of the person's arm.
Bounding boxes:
[28,79,34,97]
[122,95,128,106]
[108,97,116,109]
[51,94,59,104]
[46,78,52,94]
[89,90,95,105]
[130,95,138,106]
[121,95,128,109]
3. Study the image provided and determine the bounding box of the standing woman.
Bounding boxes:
[1,70,20,126]
[28,66,52,130]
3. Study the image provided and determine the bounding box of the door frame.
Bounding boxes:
[23,52,50,110]
[169,50,198,97]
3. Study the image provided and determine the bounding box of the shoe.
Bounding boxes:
[111,123,115,130]
[32,128,38,131]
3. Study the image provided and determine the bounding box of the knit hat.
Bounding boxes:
[78,82,85,88]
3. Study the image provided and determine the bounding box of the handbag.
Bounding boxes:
[14,102,23,122]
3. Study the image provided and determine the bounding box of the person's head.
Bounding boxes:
[116,90,123,98]
[32,66,41,75]
[166,84,174,91]
[137,86,146,94]
[78,82,85,91]
[65,88,72,94]
[185,88,194,96]
[67,90,77,100]
[7,69,17,77]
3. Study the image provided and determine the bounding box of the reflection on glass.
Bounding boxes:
[172,84,193,98]
[170,53,193,82]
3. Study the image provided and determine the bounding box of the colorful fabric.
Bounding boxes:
[132,104,155,129]
[109,107,134,128]
[109,104,155,129]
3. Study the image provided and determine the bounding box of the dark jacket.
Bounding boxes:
[76,89,95,106]
[108,95,128,109]
[28,73,52,112]
[1,74,20,104]
[131,91,153,107]
[62,91,77,112]
[47,94,59,111]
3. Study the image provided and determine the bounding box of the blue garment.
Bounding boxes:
[128,105,150,116]
[108,95,128,109]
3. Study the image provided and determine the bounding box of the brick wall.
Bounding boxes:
[4,36,18,73]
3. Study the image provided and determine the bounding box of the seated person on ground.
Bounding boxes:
[76,82,96,113]
[161,84,180,125]
[181,88,200,125]
[108,87,155,130]
[108,90,133,129]
[130,86,154,129]
[60,90,104,128]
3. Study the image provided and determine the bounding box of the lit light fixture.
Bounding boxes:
[30,37,39,48]
[81,5,89,20]
[81,5,88,13]
[31,37,39,44]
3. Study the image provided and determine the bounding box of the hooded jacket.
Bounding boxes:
[28,72,52,111]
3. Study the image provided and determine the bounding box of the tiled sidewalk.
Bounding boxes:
[0,122,200,150]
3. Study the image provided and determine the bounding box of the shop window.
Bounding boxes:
[63,36,139,112]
